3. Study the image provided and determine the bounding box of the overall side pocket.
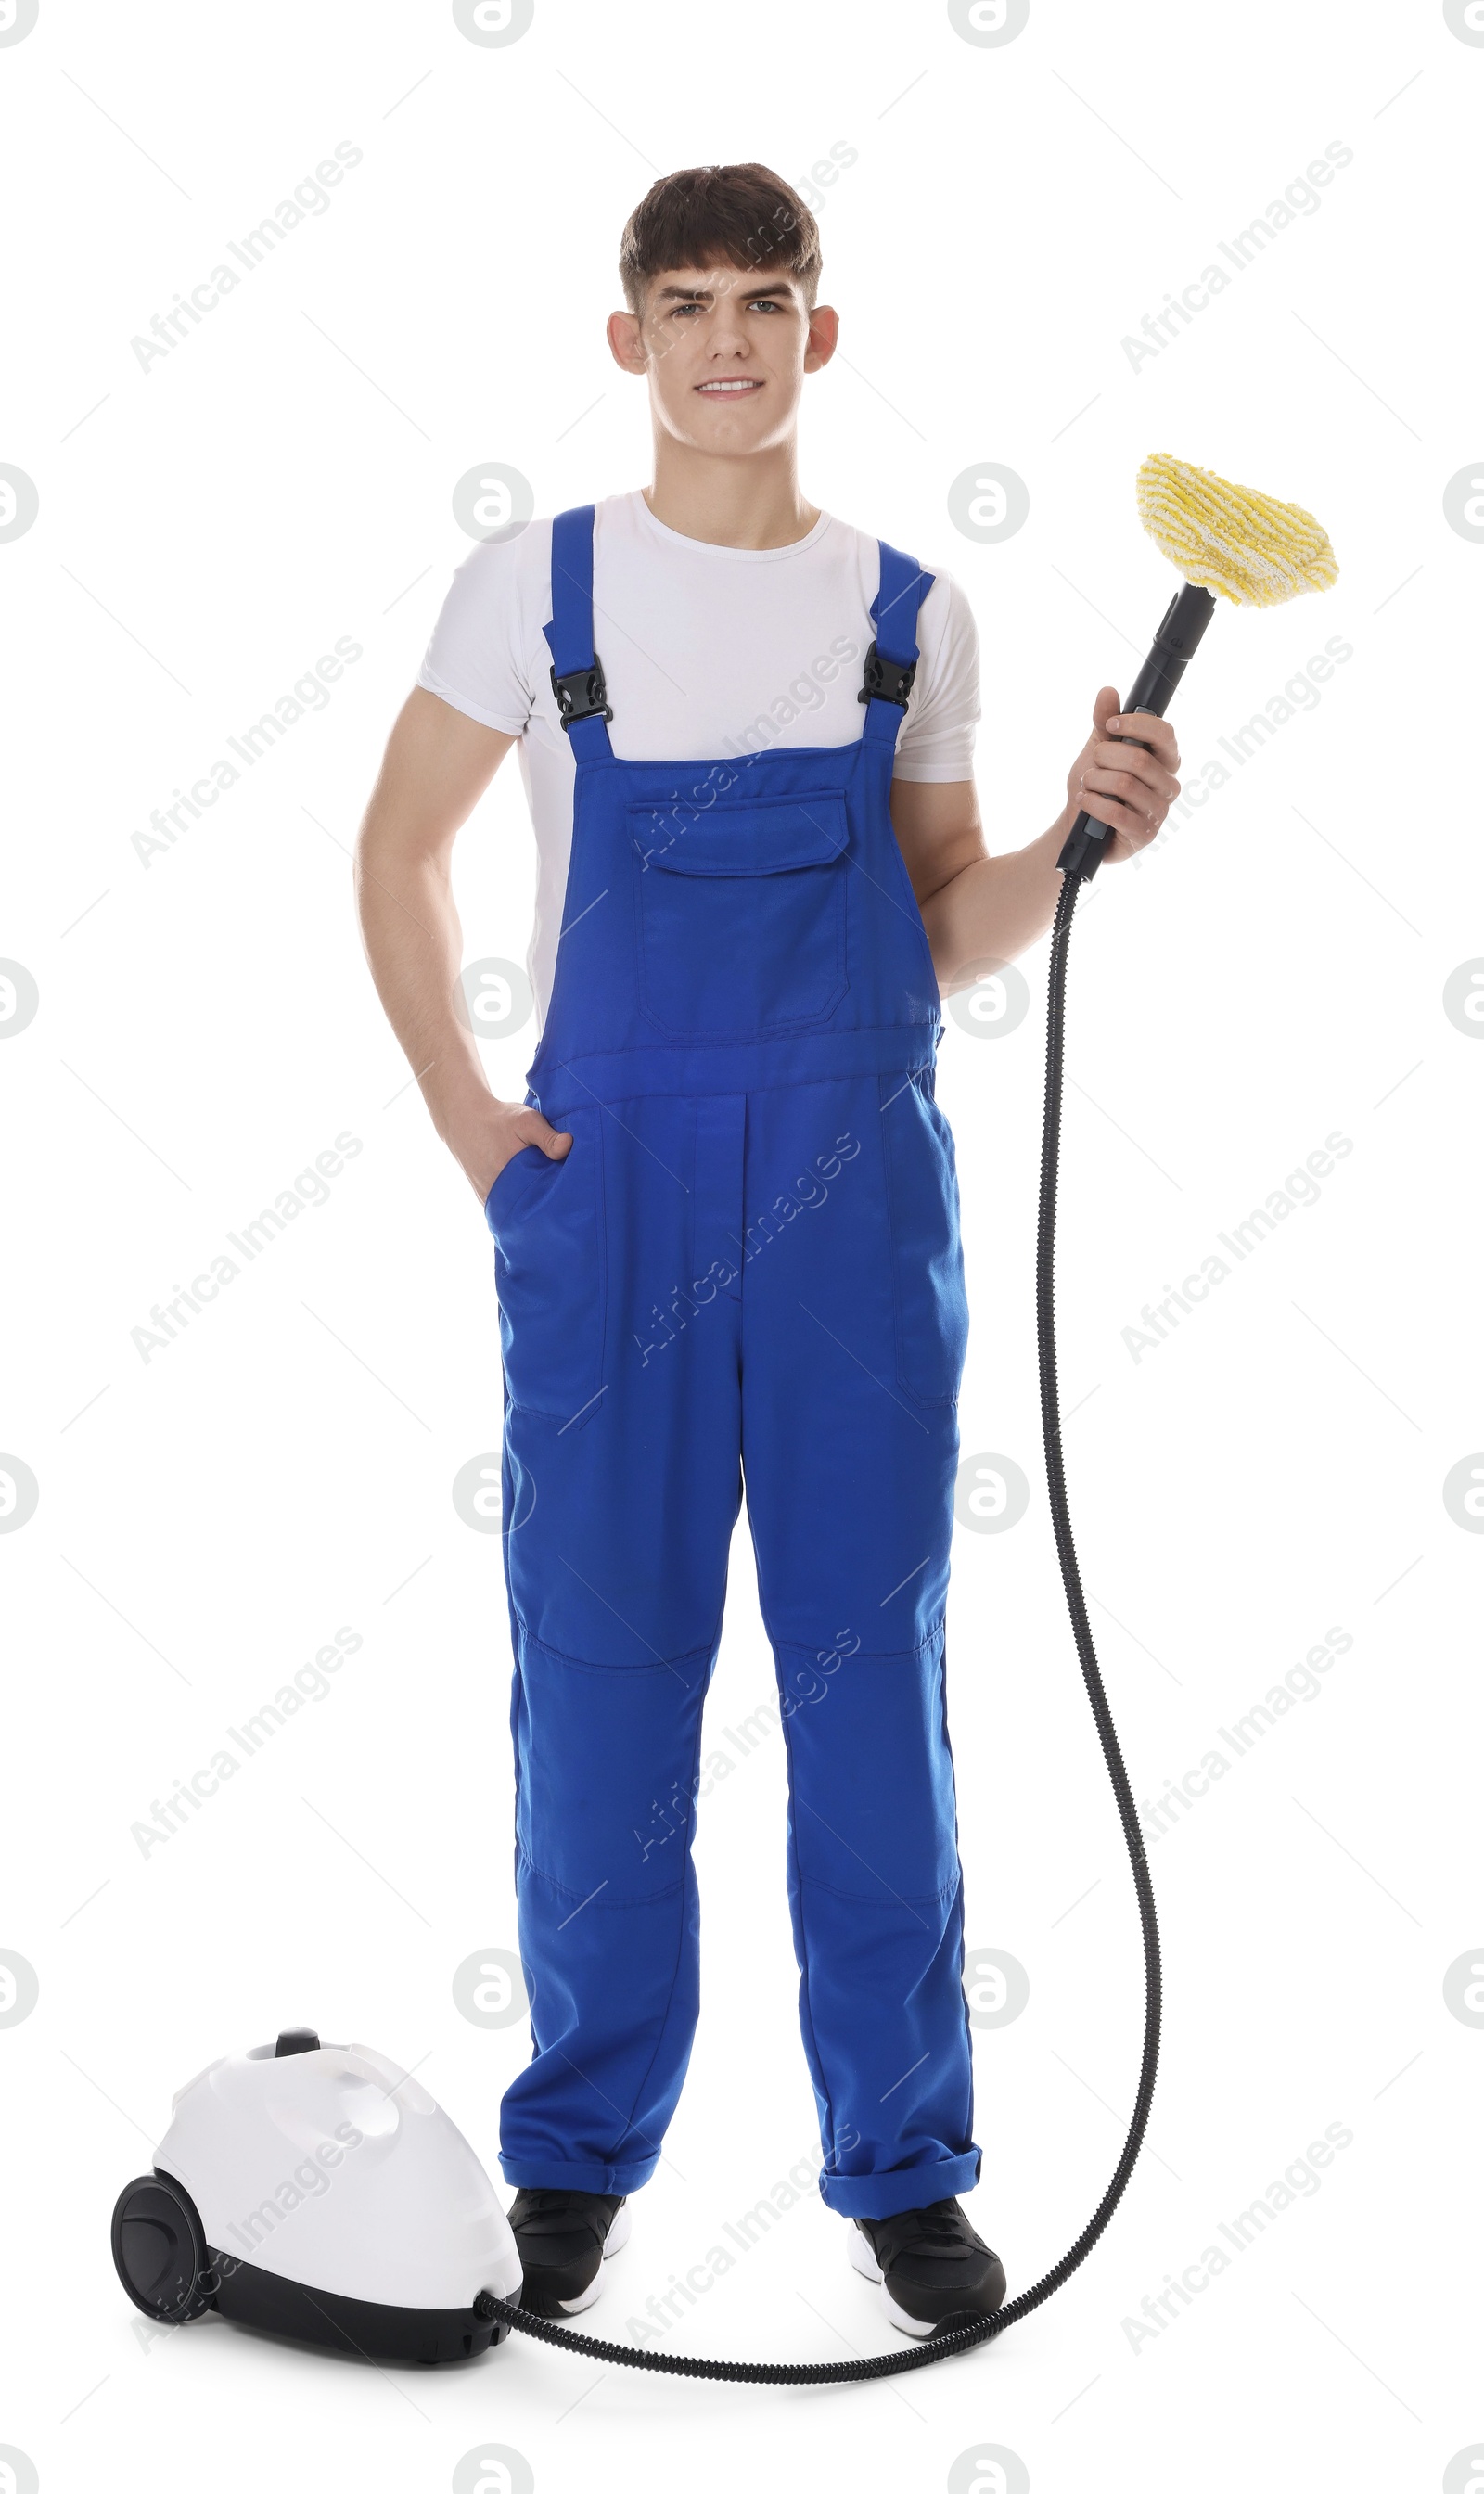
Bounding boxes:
[880,1069,969,1407]
[485,1108,607,1426]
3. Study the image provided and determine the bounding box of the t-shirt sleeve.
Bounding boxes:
[892,566,980,782]
[414,530,544,735]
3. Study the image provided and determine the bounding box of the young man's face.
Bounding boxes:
[608,263,838,455]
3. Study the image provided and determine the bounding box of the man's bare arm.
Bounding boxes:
[353,687,571,1202]
[889,685,1182,993]
[890,776,1065,995]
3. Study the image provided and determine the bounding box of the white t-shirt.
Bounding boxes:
[416,488,980,1026]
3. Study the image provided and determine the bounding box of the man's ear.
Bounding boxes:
[803,302,839,375]
[607,308,648,374]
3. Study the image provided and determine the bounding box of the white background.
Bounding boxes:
[2,1,1481,2488]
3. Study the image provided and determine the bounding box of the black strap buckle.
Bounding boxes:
[857,641,917,709]
[550,659,613,730]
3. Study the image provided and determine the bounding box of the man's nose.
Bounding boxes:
[705,301,751,354]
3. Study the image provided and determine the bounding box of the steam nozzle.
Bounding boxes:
[1055,453,1337,885]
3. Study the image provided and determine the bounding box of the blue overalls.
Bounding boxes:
[486,505,980,2221]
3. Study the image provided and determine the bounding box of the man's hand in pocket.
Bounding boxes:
[456,1102,573,1205]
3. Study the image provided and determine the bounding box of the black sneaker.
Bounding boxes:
[850,2197,1007,2339]
[505,2188,630,2318]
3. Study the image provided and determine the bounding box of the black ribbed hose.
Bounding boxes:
[478,863,1162,2384]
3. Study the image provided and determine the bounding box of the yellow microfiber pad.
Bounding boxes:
[1136,452,1338,609]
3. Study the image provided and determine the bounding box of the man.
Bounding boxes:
[354,162,1179,2342]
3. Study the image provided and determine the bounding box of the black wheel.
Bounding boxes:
[110,2172,215,2323]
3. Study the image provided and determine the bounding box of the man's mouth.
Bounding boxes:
[696,377,763,394]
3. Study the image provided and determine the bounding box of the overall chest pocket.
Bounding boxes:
[631,795,849,1040]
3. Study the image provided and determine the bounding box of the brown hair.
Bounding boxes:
[618,163,822,313]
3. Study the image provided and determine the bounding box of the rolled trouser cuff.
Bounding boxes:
[818,2147,982,2220]
[498,2153,656,2197]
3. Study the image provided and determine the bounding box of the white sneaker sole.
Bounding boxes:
[555,2198,632,2316]
[848,2222,936,2339]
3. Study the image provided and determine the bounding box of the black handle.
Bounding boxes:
[1056,583,1217,883]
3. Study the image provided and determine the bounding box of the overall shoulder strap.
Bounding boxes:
[542,505,614,760]
[860,540,936,750]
